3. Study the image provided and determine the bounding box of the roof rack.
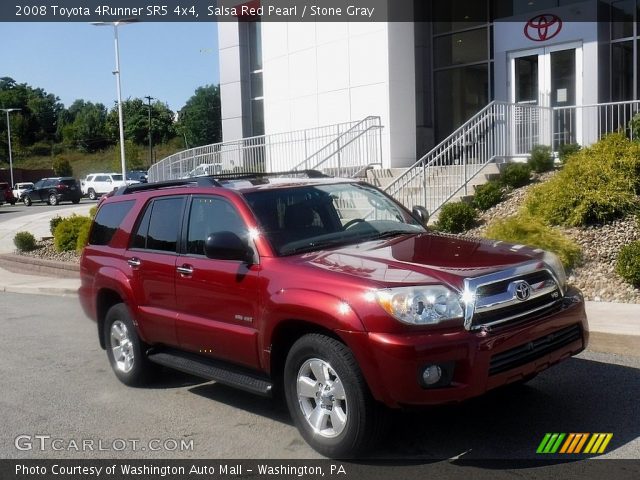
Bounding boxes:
[113,169,329,196]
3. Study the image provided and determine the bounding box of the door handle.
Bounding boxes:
[127,258,141,267]
[176,265,194,275]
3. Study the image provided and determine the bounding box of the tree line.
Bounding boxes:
[0,77,221,169]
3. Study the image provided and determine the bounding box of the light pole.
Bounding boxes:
[91,19,137,179]
[144,95,154,166]
[1,108,20,188]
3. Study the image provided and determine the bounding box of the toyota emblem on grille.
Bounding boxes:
[512,280,532,301]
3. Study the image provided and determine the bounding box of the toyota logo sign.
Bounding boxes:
[524,14,562,42]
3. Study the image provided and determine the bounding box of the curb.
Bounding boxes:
[1,284,78,297]
[0,253,79,278]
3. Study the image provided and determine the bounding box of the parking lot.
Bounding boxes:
[1,291,639,460]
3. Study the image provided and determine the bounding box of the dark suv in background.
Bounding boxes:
[79,171,588,457]
[22,177,82,206]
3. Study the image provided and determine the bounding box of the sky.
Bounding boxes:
[0,22,220,112]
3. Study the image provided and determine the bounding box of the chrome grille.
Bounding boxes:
[463,262,563,331]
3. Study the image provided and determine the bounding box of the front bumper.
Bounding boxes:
[341,288,588,408]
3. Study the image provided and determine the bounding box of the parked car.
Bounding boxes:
[81,173,138,200]
[184,163,223,178]
[126,170,148,184]
[0,182,16,205]
[12,182,34,200]
[22,177,81,206]
[79,172,588,457]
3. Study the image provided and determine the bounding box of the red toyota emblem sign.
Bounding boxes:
[524,14,562,42]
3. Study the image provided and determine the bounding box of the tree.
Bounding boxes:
[61,101,111,152]
[177,85,221,148]
[112,140,145,171]
[107,98,176,146]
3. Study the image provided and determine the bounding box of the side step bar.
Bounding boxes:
[148,349,273,397]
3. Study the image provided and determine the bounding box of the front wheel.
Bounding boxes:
[284,334,385,457]
[88,189,97,201]
[23,196,32,206]
[104,303,156,386]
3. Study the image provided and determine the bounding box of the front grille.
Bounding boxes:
[476,270,552,298]
[472,293,561,327]
[489,324,582,376]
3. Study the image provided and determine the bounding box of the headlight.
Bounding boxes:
[543,252,567,291]
[376,286,463,326]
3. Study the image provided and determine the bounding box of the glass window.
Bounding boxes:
[434,64,489,141]
[132,197,184,252]
[251,98,264,136]
[433,0,486,34]
[434,28,488,68]
[612,41,634,100]
[248,20,262,72]
[186,196,246,255]
[611,0,635,39]
[550,49,576,106]
[89,200,135,246]
[515,55,539,104]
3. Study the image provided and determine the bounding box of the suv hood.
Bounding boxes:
[296,233,545,291]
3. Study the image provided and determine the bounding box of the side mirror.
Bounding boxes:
[412,206,430,226]
[204,231,254,263]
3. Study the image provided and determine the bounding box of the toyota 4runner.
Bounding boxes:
[79,171,588,457]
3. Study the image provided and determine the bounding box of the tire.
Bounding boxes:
[48,194,58,206]
[104,303,156,386]
[284,334,385,457]
[88,189,97,201]
[72,198,81,204]
[23,196,32,206]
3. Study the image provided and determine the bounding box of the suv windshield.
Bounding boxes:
[244,182,425,255]
[112,174,123,181]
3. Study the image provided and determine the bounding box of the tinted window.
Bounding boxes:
[133,197,184,252]
[96,176,108,182]
[60,179,77,187]
[89,200,135,246]
[186,196,246,255]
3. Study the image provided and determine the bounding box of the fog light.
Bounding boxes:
[422,365,442,385]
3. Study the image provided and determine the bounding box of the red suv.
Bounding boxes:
[79,172,588,457]
[0,182,16,205]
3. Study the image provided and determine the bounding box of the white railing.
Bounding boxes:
[148,118,379,182]
[292,116,383,178]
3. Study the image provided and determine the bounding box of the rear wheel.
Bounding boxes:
[104,303,156,386]
[48,194,58,206]
[23,196,32,206]
[88,189,97,201]
[72,198,80,204]
[284,334,385,457]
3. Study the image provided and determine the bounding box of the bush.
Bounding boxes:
[472,180,504,211]
[435,201,478,234]
[524,133,640,226]
[501,163,532,189]
[50,215,63,236]
[76,220,92,252]
[54,215,92,252]
[484,214,582,269]
[89,205,98,219]
[52,156,73,177]
[13,231,37,252]
[616,241,640,287]
[558,143,581,164]
[528,145,554,173]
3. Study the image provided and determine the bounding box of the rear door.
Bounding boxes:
[174,194,262,369]
[125,196,186,346]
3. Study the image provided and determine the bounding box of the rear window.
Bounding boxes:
[60,179,78,186]
[89,200,135,246]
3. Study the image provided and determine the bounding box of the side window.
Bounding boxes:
[131,197,184,252]
[89,200,135,246]
[33,181,44,189]
[186,196,247,255]
[96,175,108,182]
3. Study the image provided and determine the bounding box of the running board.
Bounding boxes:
[148,349,273,397]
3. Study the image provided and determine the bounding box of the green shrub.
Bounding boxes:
[435,201,478,234]
[528,145,554,173]
[524,133,640,226]
[616,241,640,287]
[89,205,98,219]
[52,156,73,177]
[472,180,504,211]
[501,163,532,189]
[49,215,64,236]
[484,214,582,269]
[558,143,581,164]
[76,219,92,252]
[54,215,92,252]
[13,231,37,252]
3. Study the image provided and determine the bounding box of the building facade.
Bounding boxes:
[218,0,640,168]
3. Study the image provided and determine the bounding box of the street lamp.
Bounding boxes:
[1,108,21,188]
[144,95,154,166]
[91,19,137,180]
